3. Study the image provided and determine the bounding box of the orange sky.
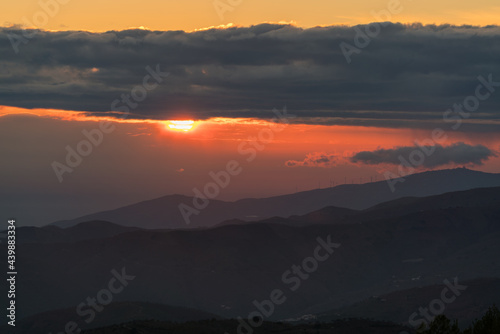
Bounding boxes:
[2,105,499,188]
[2,1,500,227]
[2,105,499,226]
[2,0,500,32]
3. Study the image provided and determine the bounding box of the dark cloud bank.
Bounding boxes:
[284,143,495,169]
[351,142,496,168]
[1,23,500,130]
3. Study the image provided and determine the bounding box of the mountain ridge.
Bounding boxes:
[9,186,500,320]
[51,168,500,230]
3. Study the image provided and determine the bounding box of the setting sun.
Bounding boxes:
[167,120,196,132]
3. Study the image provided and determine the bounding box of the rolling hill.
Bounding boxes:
[4,186,500,324]
[51,168,500,229]
[0,302,220,334]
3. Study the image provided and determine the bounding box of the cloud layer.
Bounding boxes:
[285,152,337,167]
[1,23,500,130]
[350,142,496,168]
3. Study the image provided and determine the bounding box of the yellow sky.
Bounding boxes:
[2,0,500,32]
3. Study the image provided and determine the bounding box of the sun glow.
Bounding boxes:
[167,120,196,132]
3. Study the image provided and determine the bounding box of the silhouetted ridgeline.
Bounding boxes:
[51,168,500,229]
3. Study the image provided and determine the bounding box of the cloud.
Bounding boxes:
[1,23,500,131]
[285,152,337,167]
[350,142,496,168]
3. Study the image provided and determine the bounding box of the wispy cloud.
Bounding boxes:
[285,152,337,168]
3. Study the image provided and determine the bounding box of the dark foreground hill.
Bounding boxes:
[2,302,219,334]
[4,186,500,322]
[51,168,500,229]
[0,220,140,244]
[319,278,500,328]
[81,318,412,334]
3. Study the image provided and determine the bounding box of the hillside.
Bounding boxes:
[4,186,500,322]
[81,318,412,334]
[318,278,500,328]
[51,168,500,229]
[3,302,220,334]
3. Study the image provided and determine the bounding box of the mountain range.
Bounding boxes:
[51,168,500,229]
[2,169,499,334]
